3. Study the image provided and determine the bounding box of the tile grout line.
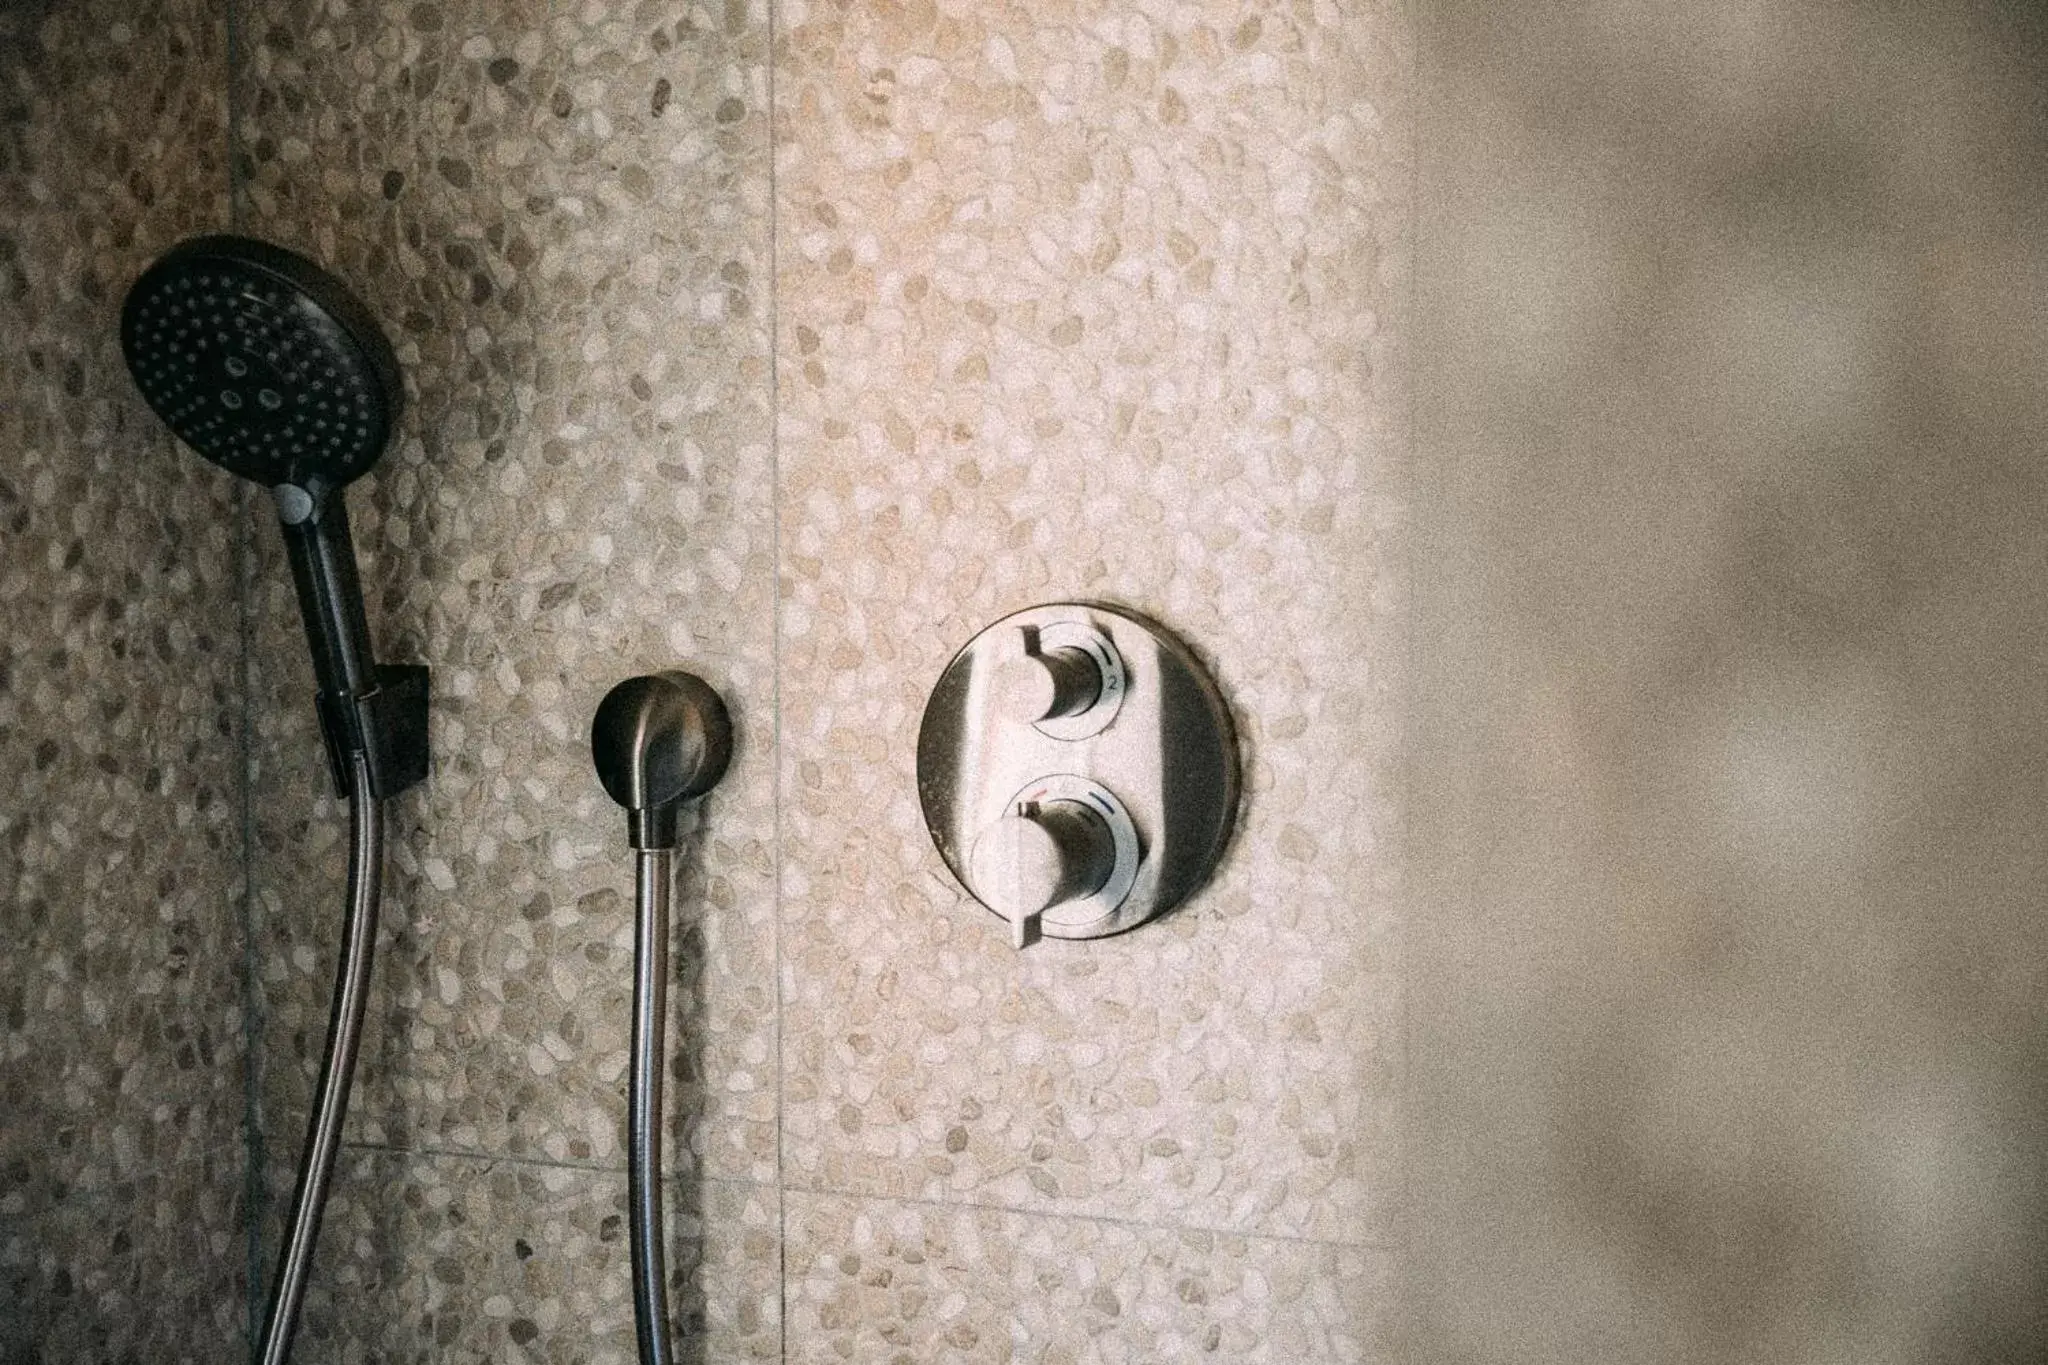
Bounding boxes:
[772,1181,1404,1255]
[331,1138,1395,1255]
[763,0,789,1357]
[220,1,266,1355]
[334,1136,772,1189]
[1394,5,1422,1298]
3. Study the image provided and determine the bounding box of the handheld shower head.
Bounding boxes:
[121,234,427,798]
[120,234,402,490]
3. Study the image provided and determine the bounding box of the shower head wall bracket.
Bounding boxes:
[315,664,430,800]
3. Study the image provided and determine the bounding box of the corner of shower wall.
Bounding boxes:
[0,1,254,1360]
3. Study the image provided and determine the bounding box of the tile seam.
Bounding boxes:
[1394,12,1421,1322]
[774,1181,1401,1254]
[764,1,789,1359]
[331,1136,783,1191]
[221,0,265,1355]
[297,1149,1394,1254]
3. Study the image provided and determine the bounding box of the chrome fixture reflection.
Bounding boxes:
[917,602,1240,947]
[591,671,733,1365]
[120,235,428,1365]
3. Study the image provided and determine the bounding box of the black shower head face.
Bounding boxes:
[120,235,403,491]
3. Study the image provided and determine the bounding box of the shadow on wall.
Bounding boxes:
[1408,1,2048,1361]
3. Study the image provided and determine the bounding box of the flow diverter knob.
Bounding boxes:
[995,647,1100,724]
[998,622,1125,740]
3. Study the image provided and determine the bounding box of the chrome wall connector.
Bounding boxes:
[590,670,732,1365]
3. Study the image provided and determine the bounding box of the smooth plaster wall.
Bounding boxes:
[1406,1,2048,1360]
[0,1,249,1360]
[230,1,1407,1362]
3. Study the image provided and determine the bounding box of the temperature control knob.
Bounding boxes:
[959,775,1143,948]
[969,798,1117,946]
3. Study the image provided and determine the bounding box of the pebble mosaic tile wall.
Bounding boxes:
[773,0,1407,1259]
[234,0,779,1175]
[6,0,1406,1358]
[783,1190,1396,1364]
[0,1,248,1360]
[288,1151,781,1364]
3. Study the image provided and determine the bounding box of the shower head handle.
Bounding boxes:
[278,481,376,703]
[279,481,430,800]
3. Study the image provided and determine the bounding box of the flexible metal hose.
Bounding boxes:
[257,751,383,1365]
[628,846,676,1365]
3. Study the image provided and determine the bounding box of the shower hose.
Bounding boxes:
[628,845,677,1365]
[248,759,677,1360]
[258,751,383,1365]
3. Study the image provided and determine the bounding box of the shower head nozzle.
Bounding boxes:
[120,234,403,492]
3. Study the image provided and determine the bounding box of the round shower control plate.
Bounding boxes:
[917,602,1240,944]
